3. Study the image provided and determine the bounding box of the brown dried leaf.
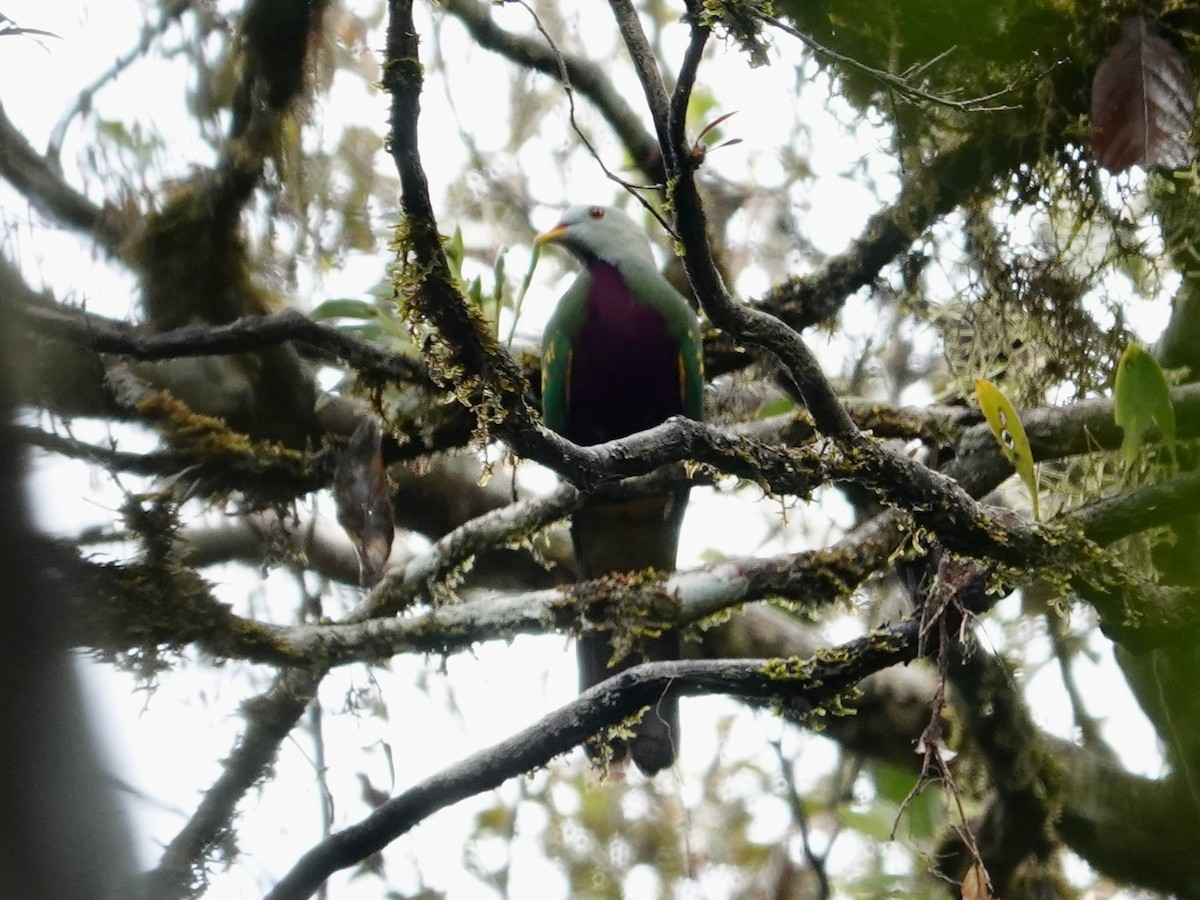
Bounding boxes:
[334,415,395,585]
[1091,15,1196,173]
[961,861,993,900]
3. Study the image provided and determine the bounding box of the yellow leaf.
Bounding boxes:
[975,379,1039,520]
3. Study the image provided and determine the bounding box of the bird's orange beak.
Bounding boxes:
[533,223,568,248]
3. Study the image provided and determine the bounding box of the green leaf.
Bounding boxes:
[1114,342,1176,465]
[838,801,898,843]
[491,247,506,292]
[505,243,541,347]
[758,395,797,419]
[870,765,942,841]
[840,790,940,845]
[309,297,378,320]
[466,276,483,310]
[975,379,1039,520]
[873,763,918,806]
[365,277,396,299]
[446,225,465,283]
[492,248,507,337]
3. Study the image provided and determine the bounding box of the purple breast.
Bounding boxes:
[566,262,683,446]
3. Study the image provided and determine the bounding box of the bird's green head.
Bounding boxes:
[534,204,656,268]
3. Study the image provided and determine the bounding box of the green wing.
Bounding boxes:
[541,327,572,433]
[541,277,588,433]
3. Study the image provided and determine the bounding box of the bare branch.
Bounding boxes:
[45,0,194,165]
[442,0,663,182]
[761,14,1029,112]
[0,100,126,251]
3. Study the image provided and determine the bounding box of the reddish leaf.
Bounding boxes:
[334,416,395,585]
[1091,15,1196,173]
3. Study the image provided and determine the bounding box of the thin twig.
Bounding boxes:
[46,0,194,164]
[770,737,833,899]
[512,0,661,199]
[442,0,663,181]
[759,14,1028,112]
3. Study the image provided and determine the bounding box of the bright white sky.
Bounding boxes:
[0,2,1170,897]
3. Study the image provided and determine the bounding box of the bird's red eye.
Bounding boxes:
[588,207,605,220]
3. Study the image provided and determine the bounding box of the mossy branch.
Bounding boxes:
[265,619,920,900]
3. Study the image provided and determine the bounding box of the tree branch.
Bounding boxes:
[924,557,1057,893]
[441,0,663,182]
[142,666,321,898]
[0,100,126,252]
[384,0,543,446]
[20,302,431,387]
[712,605,1200,894]
[757,122,1037,332]
[67,435,1200,677]
[698,604,940,769]
[20,424,325,499]
[613,1,859,441]
[264,620,920,900]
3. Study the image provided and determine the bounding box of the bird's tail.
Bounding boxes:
[572,490,688,775]
[577,630,679,774]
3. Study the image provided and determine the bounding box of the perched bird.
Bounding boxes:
[536,204,704,774]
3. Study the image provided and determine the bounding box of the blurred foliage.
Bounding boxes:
[459,721,952,898]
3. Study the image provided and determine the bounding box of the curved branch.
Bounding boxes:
[440,0,663,182]
[612,1,858,441]
[700,604,939,768]
[264,621,919,900]
[0,100,126,252]
[142,667,321,898]
[45,0,194,165]
[20,303,431,387]
[716,606,1200,895]
[69,440,1200,671]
